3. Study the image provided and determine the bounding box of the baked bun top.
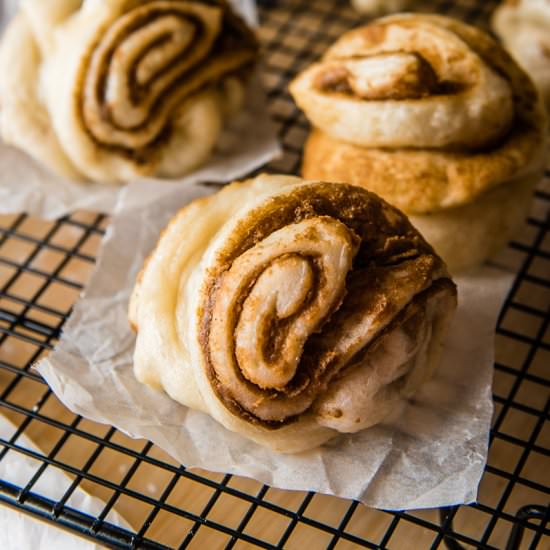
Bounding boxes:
[291,14,546,212]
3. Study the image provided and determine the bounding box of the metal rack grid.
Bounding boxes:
[0,0,548,548]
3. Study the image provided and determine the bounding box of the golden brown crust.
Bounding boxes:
[409,171,537,273]
[302,125,542,214]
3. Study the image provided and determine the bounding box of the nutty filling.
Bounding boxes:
[94,10,204,109]
[314,48,536,155]
[327,277,454,384]
[231,253,335,396]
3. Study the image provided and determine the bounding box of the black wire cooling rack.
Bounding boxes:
[0,0,548,548]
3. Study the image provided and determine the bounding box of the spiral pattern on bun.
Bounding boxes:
[129,175,457,452]
[290,14,531,150]
[81,3,241,147]
[0,0,257,183]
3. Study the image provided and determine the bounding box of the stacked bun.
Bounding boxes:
[290,14,547,273]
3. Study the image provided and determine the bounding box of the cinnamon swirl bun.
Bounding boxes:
[290,14,547,273]
[0,0,258,183]
[129,174,457,453]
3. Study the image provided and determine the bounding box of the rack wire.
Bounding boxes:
[0,0,548,548]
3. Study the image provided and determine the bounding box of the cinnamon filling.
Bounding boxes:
[315,52,440,100]
[198,183,454,429]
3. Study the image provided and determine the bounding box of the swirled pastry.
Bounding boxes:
[351,0,412,15]
[0,0,257,183]
[492,0,550,108]
[290,14,546,273]
[129,174,457,453]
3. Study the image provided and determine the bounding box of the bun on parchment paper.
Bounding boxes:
[129,174,457,453]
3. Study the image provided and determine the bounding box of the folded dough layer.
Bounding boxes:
[290,14,525,150]
[0,0,257,183]
[302,127,540,215]
[129,175,457,452]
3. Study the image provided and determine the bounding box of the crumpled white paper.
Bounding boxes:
[0,0,277,219]
[36,181,513,511]
[0,415,129,549]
